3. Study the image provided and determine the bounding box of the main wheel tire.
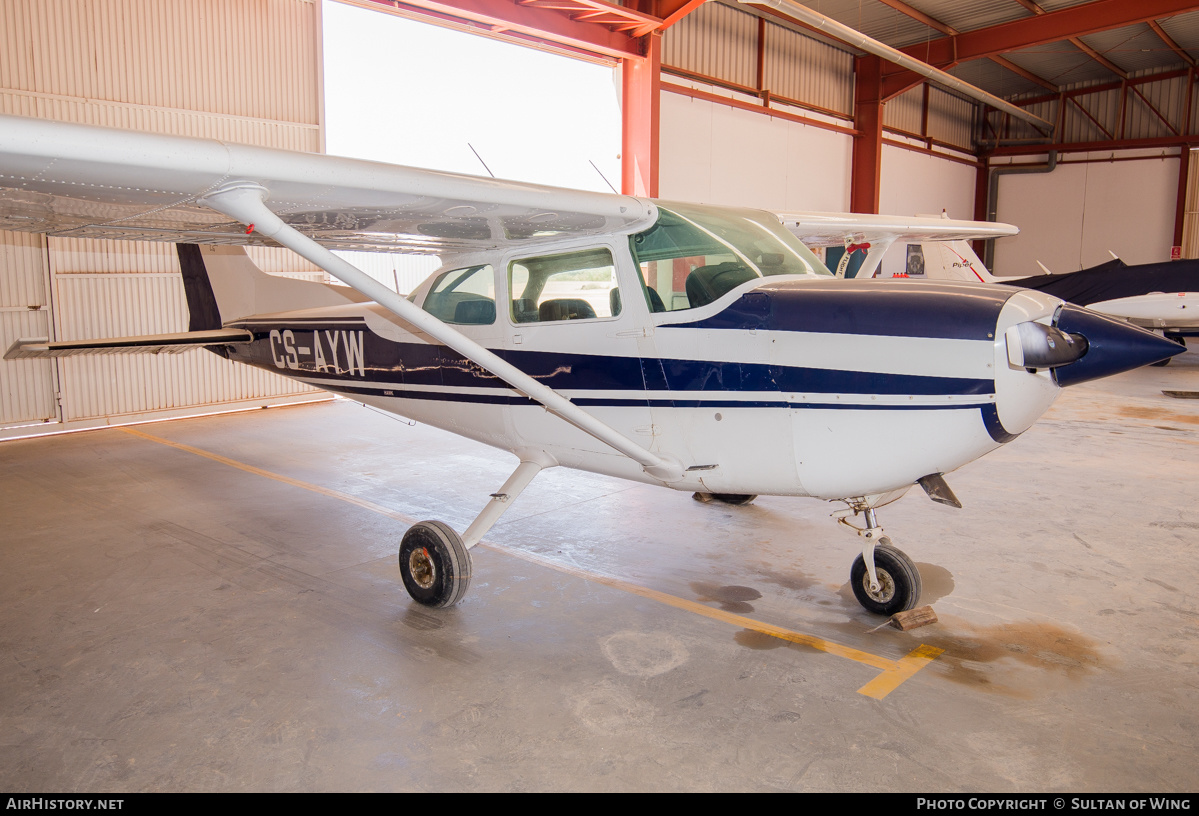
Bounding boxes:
[850,541,922,616]
[399,520,472,608]
[712,493,757,505]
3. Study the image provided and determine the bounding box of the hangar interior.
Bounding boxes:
[2,0,1199,793]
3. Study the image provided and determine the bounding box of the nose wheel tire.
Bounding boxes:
[850,542,922,616]
[399,520,472,608]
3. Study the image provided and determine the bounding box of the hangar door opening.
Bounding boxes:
[321,0,624,293]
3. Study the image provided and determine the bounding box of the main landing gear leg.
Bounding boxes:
[399,455,552,608]
[835,501,922,616]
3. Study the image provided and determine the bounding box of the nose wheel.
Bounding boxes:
[835,502,923,616]
[849,540,921,616]
[399,520,472,608]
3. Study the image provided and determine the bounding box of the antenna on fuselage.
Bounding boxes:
[467,143,495,178]
[590,159,618,194]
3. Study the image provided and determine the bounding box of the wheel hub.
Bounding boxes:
[408,546,436,589]
[861,567,895,603]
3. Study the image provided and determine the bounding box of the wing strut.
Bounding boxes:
[199,182,685,483]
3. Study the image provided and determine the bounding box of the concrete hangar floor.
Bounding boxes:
[1,349,1197,793]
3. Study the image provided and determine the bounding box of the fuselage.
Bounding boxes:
[219,205,1070,502]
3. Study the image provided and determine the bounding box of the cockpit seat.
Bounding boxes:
[685,262,757,308]
[453,298,496,325]
[538,298,596,322]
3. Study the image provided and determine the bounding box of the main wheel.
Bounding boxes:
[399,520,472,608]
[849,540,922,616]
[712,493,757,505]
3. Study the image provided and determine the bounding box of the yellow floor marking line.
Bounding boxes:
[121,425,943,698]
[120,426,417,524]
[487,544,942,697]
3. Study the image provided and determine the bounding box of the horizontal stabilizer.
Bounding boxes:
[4,329,253,360]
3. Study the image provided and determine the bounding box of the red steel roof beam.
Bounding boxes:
[852,54,885,214]
[374,0,648,59]
[896,0,1199,68]
[655,0,708,29]
[622,33,661,197]
[1149,20,1197,67]
[1069,36,1128,79]
[875,0,1059,98]
[1128,83,1182,136]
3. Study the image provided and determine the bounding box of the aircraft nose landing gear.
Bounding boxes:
[849,540,921,616]
[836,501,922,616]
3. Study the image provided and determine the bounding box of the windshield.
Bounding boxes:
[628,202,829,312]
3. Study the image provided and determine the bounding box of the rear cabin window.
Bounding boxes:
[508,247,621,323]
[421,264,496,325]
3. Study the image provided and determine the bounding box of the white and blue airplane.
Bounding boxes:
[0,114,1182,616]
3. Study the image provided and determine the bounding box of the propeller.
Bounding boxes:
[1006,304,1187,386]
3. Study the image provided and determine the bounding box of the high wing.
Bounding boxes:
[0,114,683,482]
[776,210,1018,278]
[0,113,655,254]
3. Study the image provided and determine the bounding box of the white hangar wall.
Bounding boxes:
[657,1,983,278]
[0,0,329,439]
[657,91,981,278]
[658,90,853,213]
[658,91,978,216]
[991,152,1180,276]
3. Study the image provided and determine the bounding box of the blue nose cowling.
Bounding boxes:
[1052,303,1186,387]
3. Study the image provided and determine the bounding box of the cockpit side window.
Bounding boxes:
[421,264,496,325]
[508,247,621,324]
[628,204,827,312]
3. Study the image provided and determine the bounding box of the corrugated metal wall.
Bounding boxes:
[0,0,320,133]
[761,19,853,116]
[663,1,980,151]
[883,86,974,152]
[986,69,1198,147]
[1182,148,1199,260]
[1125,73,1189,141]
[0,232,56,426]
[664,1,759,90]
[0,0,326,435]
[662,1,854,117]
[927,88,976,150]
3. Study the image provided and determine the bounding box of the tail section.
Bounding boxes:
[5,245,370,362]
[184,244,370,325]
[177,244,223,331]
[901,240,998,284]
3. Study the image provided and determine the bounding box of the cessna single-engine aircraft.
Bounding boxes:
[0,114,1184,616]
[906,238,1199,361]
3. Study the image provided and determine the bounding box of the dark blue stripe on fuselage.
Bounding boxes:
[664,278,1013,341]
[980,403,1019,443]
[229,320,993,399]
[305,381,993,412]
